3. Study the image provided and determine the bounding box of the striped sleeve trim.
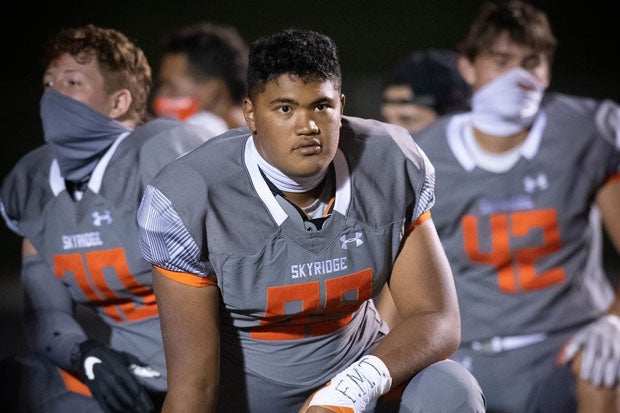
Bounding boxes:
[138,185,208,275]
[414,148,436,221]
[154,265,215,287]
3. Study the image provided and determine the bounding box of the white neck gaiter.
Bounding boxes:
[471,67,545,136]
[249,137,328,193]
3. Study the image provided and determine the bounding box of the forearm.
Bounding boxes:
[154,268,221,412]
[21,251,86,370]
[371,307,460,385]
[376,218,461,385]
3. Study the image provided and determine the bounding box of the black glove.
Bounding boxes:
[75,340,155,413]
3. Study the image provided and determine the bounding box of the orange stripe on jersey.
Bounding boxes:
[319,406,354,413]
[406,210,431,233]
[605,172,620,184]
[59,368,91,396]
[323,196,336,217]
[154,265,216,287]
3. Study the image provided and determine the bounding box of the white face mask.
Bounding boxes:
[250,137,328,193]
[471,67,546,136]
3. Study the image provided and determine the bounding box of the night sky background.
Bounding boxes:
[0,0,618,356]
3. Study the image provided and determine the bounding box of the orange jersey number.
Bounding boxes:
[251,268,373,340]
[462,209,565,292]
[53,248,157,322]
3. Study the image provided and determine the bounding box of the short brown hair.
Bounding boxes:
[458,0,557,65]
[43,24,152,125]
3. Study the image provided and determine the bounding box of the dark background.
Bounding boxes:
[1,0,618,356]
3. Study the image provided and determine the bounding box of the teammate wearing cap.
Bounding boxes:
[381,48,471,134]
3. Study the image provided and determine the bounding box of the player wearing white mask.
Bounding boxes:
[414,1,620,412]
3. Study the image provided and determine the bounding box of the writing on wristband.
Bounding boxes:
[309,355,392,412]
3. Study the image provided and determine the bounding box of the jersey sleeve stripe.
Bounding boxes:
[154,265,216,287]
[407,210,431,233]
[605,171,620,184]
[58,368,91,396]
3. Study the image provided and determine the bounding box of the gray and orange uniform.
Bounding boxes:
[0,118,207,403]
[415,93,620,411]
[138,116,478,411]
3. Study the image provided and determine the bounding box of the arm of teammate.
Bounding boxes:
[23,238,156,412]
[20,237,88,370]
[560,178,620,388]
[301,218,460,412]
[153,266,221,412]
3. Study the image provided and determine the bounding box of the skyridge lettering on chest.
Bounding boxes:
[62,231,103,250]
[291,257,348,279]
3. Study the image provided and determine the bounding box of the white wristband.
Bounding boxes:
[309,355,393,412]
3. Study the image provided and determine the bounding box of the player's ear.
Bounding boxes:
[243,98,257,134]
[457,56,476,87]
[109,89,132,120]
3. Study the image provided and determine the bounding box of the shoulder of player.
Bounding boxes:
[543,92,619,144]
[2,145,53,195]
[340,115,419,156]
[0,145,54,226]
[125,118,211,156]
[148,126,251,199]
[542,92,608,119]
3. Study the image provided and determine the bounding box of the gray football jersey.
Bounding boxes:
[415,93,620,343]
[0,118,209,391]
[138,116,435,389]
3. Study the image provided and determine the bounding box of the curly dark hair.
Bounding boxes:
[458,0,557,65]
[43,24,152,125]
[163,22,249,104]
[247,28,341,99]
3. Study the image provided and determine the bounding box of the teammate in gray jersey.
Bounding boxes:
[0,25,208,413]
[413,1,620,412]
[138,28,485,412]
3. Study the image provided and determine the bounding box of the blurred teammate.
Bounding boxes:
[138,27,484,412]
[0,24,208,412]
[153,22,248,136]
[381,48,471,134]
[414,1,620,411]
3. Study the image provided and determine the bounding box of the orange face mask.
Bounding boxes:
[153,96,200,121]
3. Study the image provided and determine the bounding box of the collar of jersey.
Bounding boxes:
[244,135,351,226]
[446,111,547,173]
[49,131,131,196]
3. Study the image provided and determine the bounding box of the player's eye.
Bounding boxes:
[277,105,291,114]
[522,55,542,70]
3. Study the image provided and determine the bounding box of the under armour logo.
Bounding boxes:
[523,174,548,193]
[340,232,363,249]
[92,210,112,226]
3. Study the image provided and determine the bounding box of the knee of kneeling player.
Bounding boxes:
[401,360,486,412]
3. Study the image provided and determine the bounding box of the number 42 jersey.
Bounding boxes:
[415,93,620,344]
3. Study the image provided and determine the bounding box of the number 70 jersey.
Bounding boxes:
[415,93,620,343]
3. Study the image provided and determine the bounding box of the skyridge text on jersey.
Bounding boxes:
[291,257,347,279]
